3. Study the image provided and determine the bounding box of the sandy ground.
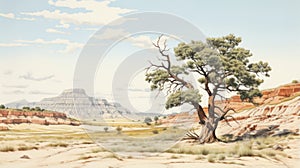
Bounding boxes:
[0,124,299,168]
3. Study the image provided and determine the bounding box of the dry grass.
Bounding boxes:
[0,146,15,152]
[167,135,295,160]
[47,142,69,147]
[18,146,38,151]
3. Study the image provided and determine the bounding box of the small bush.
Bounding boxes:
[217,154,226,160]
[116,126,122,134]
[22,106,30,110]
[18,146,38,151]
[195,155,205,160]
[292,80,299,83]
[207,154,216,163]
[104,127,108,132]
[0,146,15,152]
[170,155,180,159]
[152,130,159,134]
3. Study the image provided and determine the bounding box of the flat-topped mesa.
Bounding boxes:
[6,88,131,119]
[62,88,86,95]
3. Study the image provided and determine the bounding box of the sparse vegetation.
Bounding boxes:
[22,106,30,110]
[152,130,159,134]
[170,155,180,159]
[144,117,152,125]
[0,104,5,109]
[166,135,295,160]
[292,80,299,83]
[217,154,226,160]
[18,146,38,151]
[0,146,15,152]
[116,126,122,134]
[47,142,68,147]
[207,154,216,163]
[104,127,109,133]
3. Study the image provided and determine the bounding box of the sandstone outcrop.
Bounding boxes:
[0,109,80,129]
[160,83,300,138]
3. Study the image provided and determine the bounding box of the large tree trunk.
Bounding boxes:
[198,117,219,143]
[193,102,207,125]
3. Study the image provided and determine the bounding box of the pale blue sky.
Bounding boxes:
[0,0,299,112]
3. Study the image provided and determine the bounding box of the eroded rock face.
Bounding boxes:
[159,83,300,138]
[6,88,131,119]
[0,110,80,127]
[217,96,300,138]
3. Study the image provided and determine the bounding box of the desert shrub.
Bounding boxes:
[116,126,122,134]
[104,127,108,132]
[152,130,159,134]
[22,106,30,110]
[144,117,152,125]
[292,80,299,83]
[207,154,216,163]
[217,154,226,160]
[0,146,15,152]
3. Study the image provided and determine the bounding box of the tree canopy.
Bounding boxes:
[145,34,271,143]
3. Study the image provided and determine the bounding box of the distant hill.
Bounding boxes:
[5,88,131,119]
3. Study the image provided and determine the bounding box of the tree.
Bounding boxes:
[145,34,271,143]
[0,104,5,109]
[104,127,109,133]
[22,106,30,110]
[116,126,122,134]
[144,117,152,125]
[154,116,159,124]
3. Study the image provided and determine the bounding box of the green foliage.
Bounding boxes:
[292,80,299,83]
[0,104,5,109]
[144,117,152,124]
[116,126,122,134]
[165,89,202,109]
[152,130,159,134]
[22,106,30,110]
[34,107,42,111]
[104,127,108,132]
[146,34,271,109]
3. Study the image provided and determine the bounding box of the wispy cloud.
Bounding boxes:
[3,70,13,75]
[0,13,15,19]
[29,90,57,95]
[22,0,134,26]
[0,43,29,47]
[16,38,83,53]
[3,90,25,94]
[55,21,70,29]
[19,73,54,81]
[46,28,68,34]
[2,84,28,89]
[0,12,35,21]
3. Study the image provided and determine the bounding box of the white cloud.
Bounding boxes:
[0,13,15,19]
[16,38,83,53]
[46,28,68,34]
[19,73,54,81]
[0,43,29,47]
[129,35,153,48]
[22,0,134,26]
[55,21,70,29]
[0,12,35,21]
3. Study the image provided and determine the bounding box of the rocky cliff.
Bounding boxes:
[160,83,300,137]
[0,109,80,130]
[6,88,131,119]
